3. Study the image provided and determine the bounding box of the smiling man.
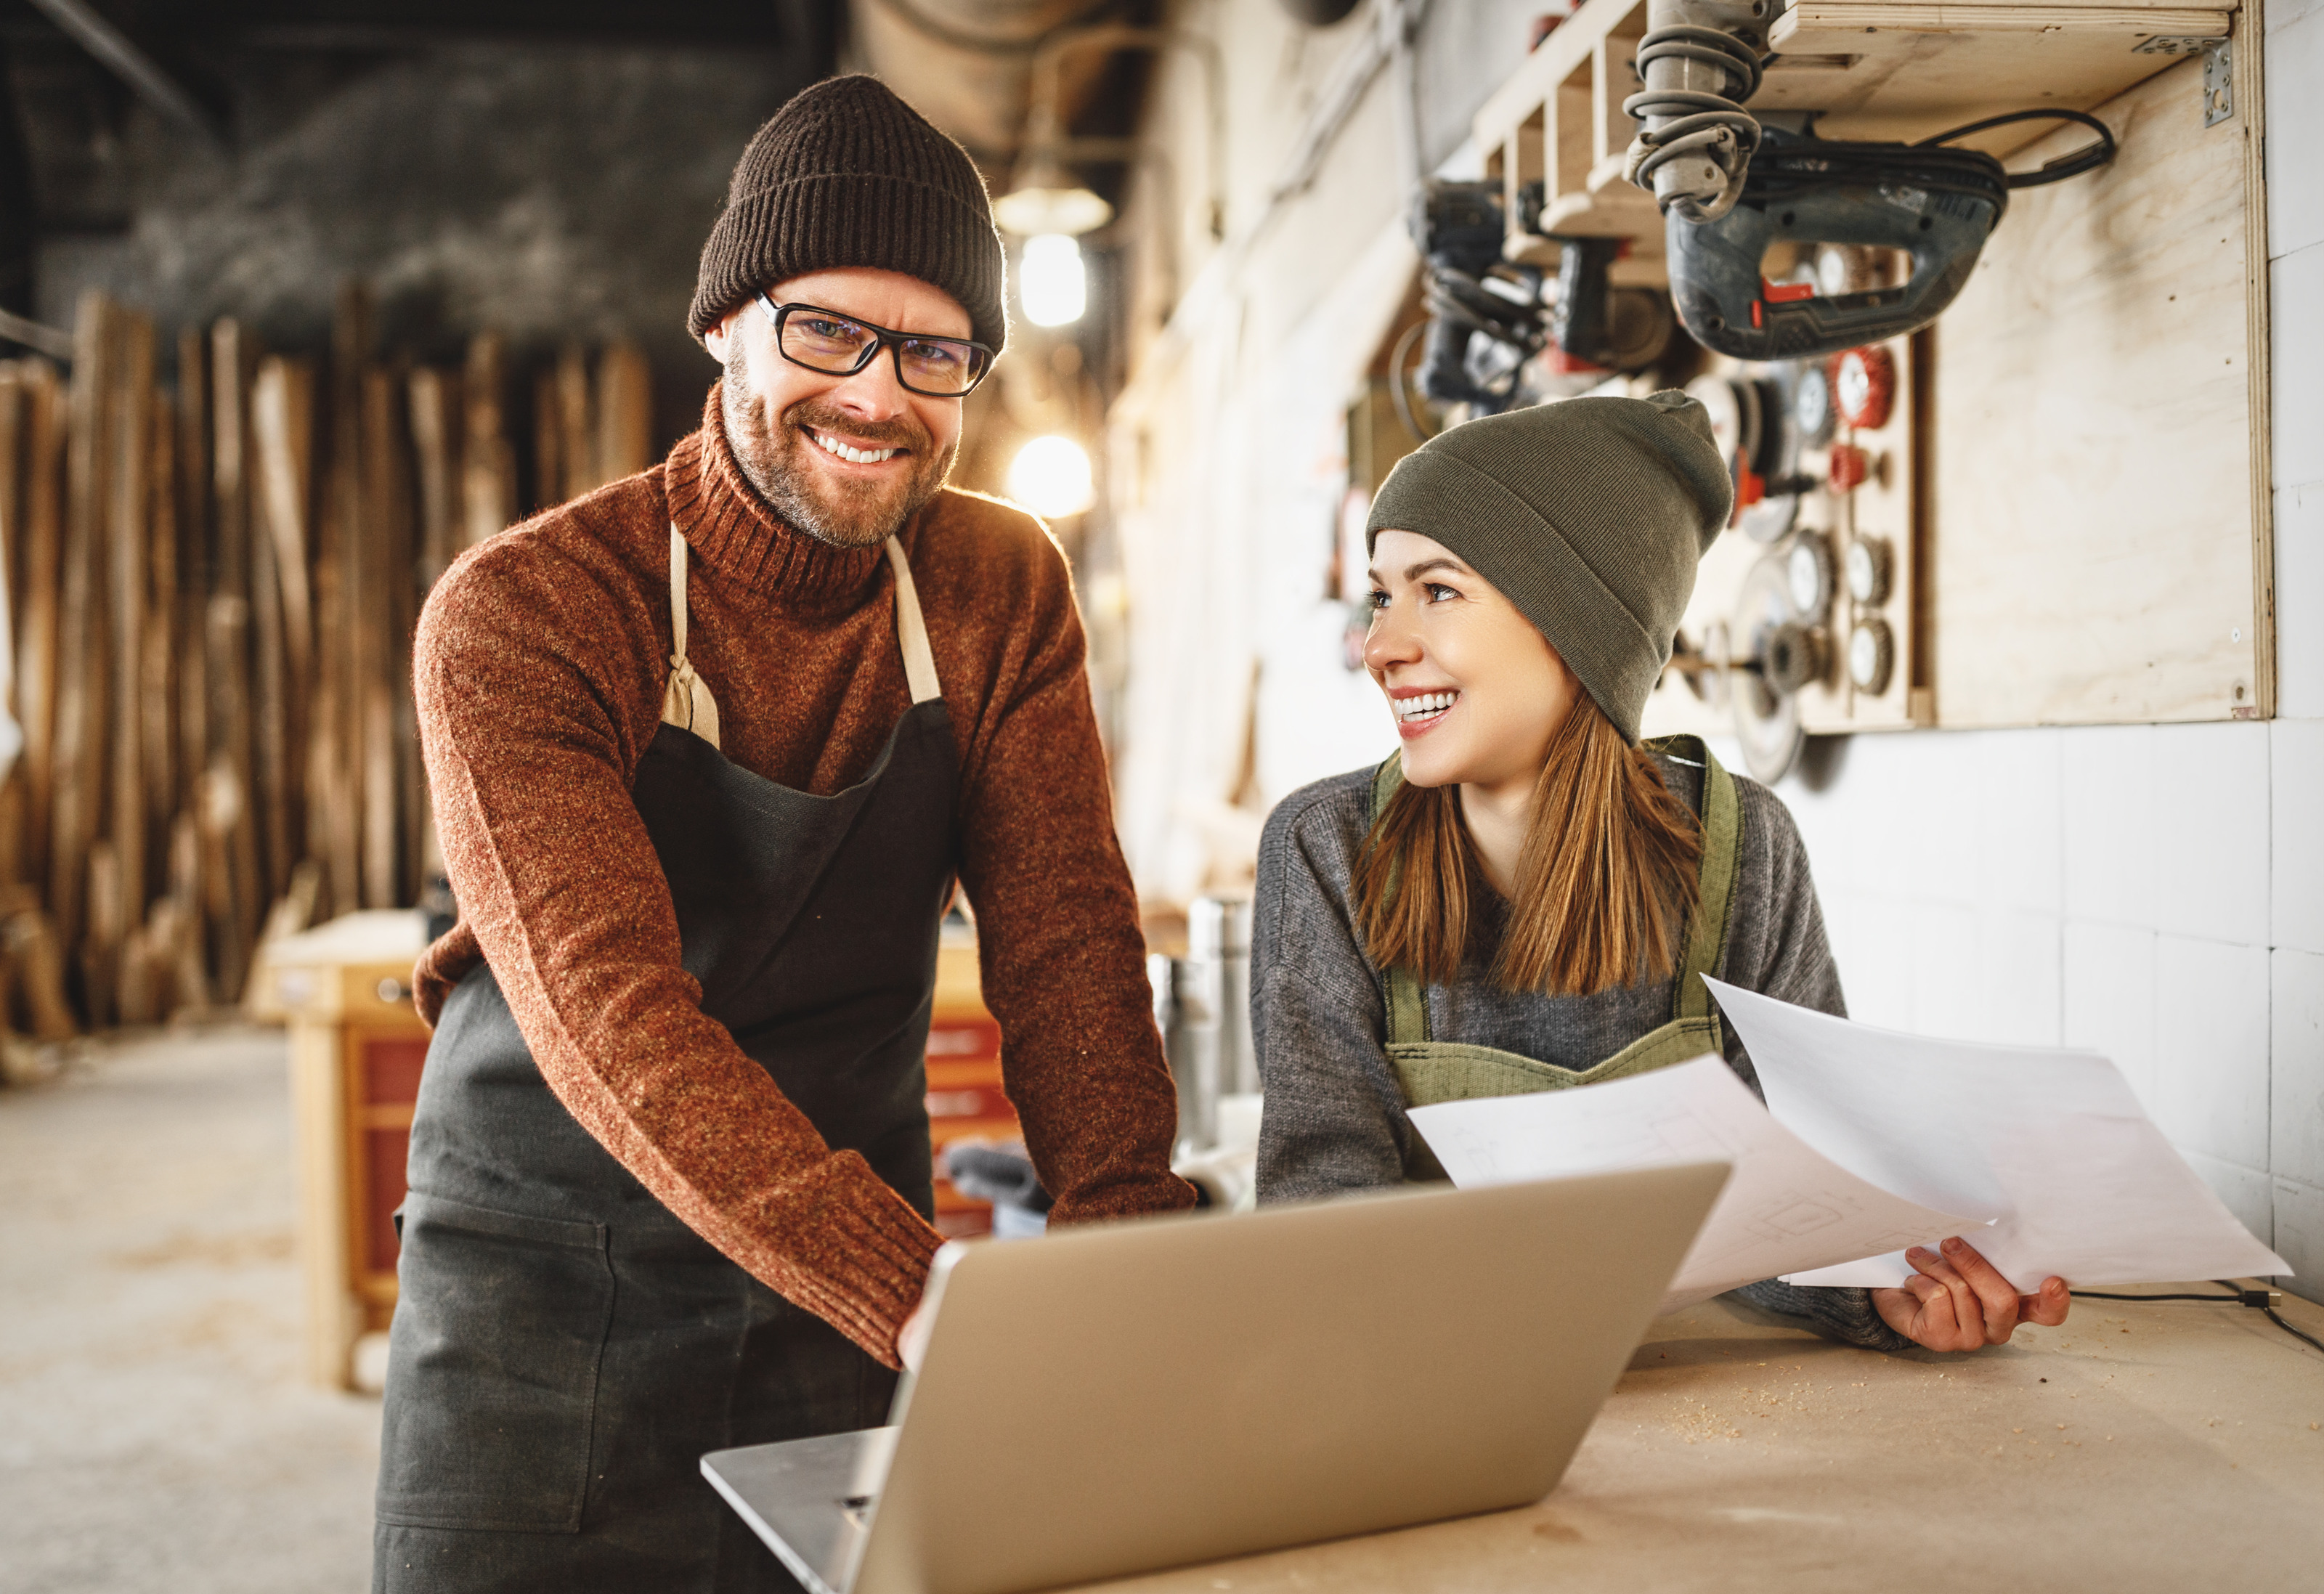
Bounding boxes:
[373,76,1193,1593]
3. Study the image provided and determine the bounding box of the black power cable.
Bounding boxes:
[2069,1280,2324,1357]
[1917,107,2118,189]
[1386,320,1439,445]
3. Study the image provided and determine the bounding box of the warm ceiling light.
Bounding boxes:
[1018,234,1087,328]
[993,153,1114,237]
[1007,434,1094,518]
[993,184,1114,237]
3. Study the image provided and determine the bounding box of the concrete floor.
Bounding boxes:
[1,1028,376,1594]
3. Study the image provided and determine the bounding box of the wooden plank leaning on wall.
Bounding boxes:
[0,291,625,1041]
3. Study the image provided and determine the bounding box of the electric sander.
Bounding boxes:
[1665,129,2009,362]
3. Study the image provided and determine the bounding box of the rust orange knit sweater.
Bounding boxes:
[411,393,1194,1367]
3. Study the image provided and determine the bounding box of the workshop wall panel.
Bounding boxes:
[2272,241,2324,487]
[2272,719,2324,953]
[1966,731,2065,918]
[1927,56,2265,729]
[2065,919,2162,1115]
[2154,934,2274,1171]
[2274,483,2324,718]
[2149,721,2272,946]
[1905,899,1983,1042]
[1822,890,1917,1032]
[2271,947,2324,1186]
[1878,735,1986,906]
[2266,3,2324,256]
[2272,1174,2324,1290]
[2185,1149,2277,1241]
[1971,908,2067,1049]
[2061,726,2161,931]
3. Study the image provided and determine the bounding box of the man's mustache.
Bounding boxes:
[780,402,929,455]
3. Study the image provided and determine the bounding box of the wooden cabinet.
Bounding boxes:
[250,911,430,1390]
[927,938,1020,1239]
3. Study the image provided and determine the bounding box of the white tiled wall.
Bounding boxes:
[2270,0,2324,1299]
[1734,15,2324,1301]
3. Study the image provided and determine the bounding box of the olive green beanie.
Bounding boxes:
[1365,392,1731,744]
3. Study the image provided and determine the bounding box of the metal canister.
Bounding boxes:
[1168,896,1253,1152]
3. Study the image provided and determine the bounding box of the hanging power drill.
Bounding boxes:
[1622,0,2116,361]
[1410,179,1533,412]
[1405,179,1675,421]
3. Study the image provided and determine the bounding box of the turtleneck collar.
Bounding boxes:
[663,383,903,614]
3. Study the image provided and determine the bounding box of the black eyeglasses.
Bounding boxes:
[755,295,995,397]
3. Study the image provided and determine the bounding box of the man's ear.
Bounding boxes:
[703,306,741,367]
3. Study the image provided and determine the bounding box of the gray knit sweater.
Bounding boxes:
[1252,752,1914,1354]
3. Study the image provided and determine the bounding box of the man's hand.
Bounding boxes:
[897,1289,938,1373]
[1872,1235,2070,1351]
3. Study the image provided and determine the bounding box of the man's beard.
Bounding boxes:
[719,340,956,549]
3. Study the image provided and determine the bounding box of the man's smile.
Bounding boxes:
[802,423,908,467]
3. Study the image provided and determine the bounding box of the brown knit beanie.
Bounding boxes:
[1366,392,1731,745]
[688,75,1008,354]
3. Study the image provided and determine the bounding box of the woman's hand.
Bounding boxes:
[1872,1235,2070,1351]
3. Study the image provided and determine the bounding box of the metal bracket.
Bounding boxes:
[2203,37,2233,128]
[2134,34,2233,126]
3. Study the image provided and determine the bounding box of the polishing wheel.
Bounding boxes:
[1849,618,1896,694]
[1793,362,1835,446]
[1733,553,1807,783]
[1845,536,1892,605]
[1787,534,1834,619]
[1834,345,1896,431]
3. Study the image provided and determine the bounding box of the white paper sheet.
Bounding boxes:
[1407,1056,1980,1313]
[1702,977,2293,1293]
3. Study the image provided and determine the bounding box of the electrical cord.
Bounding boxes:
[1621,23,1765,218]
[1917,107,2118,188]
[2068,1280,2324,1357]
[1387,320,1439,444]
[1418,265,1543,362]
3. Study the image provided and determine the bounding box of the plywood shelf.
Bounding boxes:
[1764,3,2230,154]
[1477,0,2235,273]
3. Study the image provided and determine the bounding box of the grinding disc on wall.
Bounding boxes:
[1732,553,1807,783]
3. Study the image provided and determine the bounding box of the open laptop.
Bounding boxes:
[703,1161,1728,1594]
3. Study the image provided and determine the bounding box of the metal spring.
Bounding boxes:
[1621,23,1764,220]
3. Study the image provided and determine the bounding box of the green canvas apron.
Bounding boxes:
[1371,735,1742,1181]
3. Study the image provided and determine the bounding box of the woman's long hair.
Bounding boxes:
[1354,698,1705,996]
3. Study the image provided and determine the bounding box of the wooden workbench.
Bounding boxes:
[1078,1284,2324,1592]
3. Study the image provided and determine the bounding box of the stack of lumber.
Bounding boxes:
[0,285,654,1034]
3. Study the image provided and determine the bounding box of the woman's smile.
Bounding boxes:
[1389,686,1460,735]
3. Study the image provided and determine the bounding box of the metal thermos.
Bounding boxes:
[1166,896,1254,1153]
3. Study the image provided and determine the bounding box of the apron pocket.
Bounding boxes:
[375,1191,614,1533]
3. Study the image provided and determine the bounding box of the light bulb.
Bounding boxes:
[1007,435,1094,518]
[1020,234,1086,328]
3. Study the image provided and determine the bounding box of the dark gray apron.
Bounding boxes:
[375,529,956,1593]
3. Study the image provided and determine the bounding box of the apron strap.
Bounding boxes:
[884,537,943,706]
[660,528,942,747]
[1644,733,1743,1027]
[661,524,724,749]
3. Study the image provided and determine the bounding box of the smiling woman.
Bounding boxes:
[1357,529,1704,999]
[1252,392,2071,1359]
